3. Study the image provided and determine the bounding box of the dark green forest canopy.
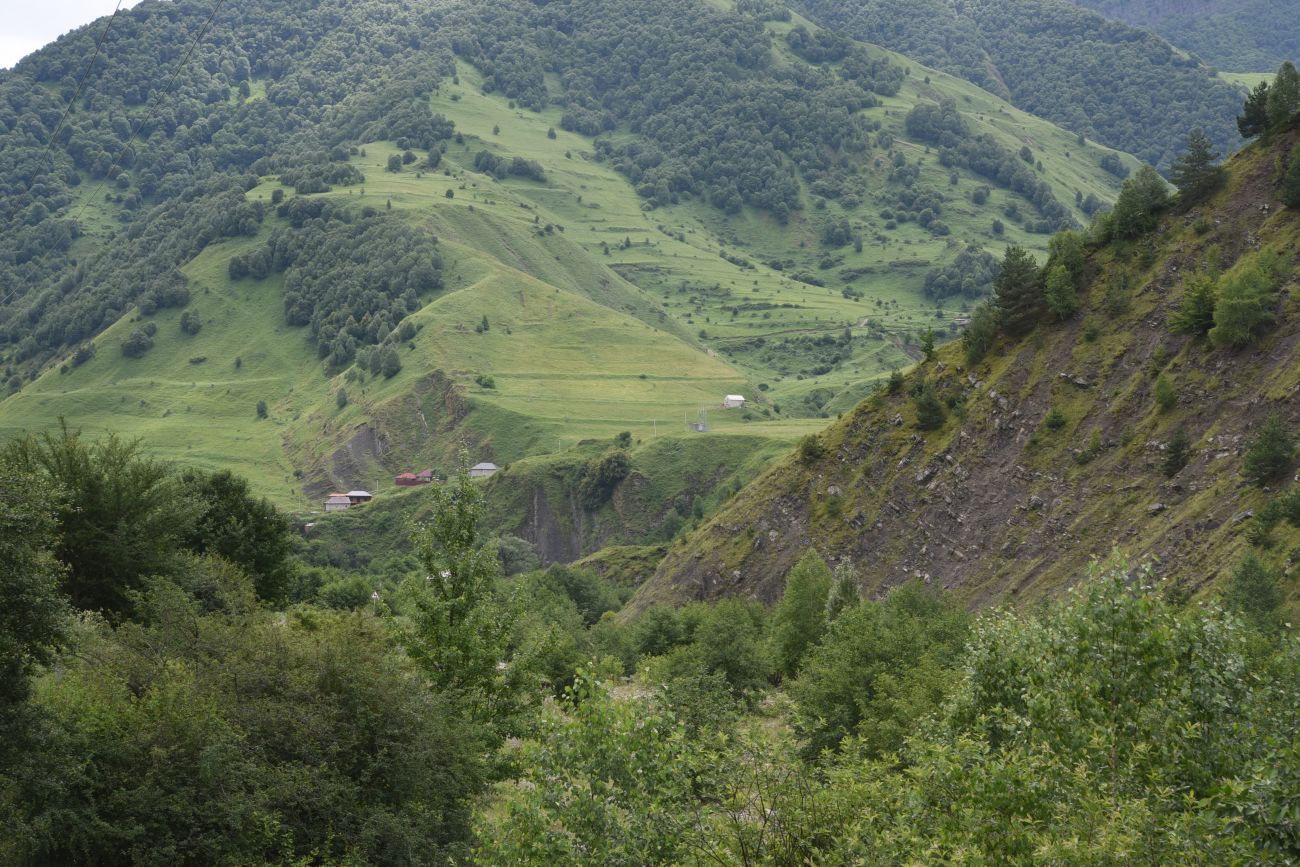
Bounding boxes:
[793,0,1244,169]
[451,0,904,214]
[1068,0,1299,72]
[0,0,903,378]
[0,0,457,376]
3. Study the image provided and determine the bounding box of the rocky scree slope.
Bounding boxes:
[635,126,1300,610]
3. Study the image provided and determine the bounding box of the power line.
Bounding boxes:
[67,0,229,230]
[40,0,126,165]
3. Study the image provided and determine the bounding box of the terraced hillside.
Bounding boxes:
[636,122,1300,611]
[0,0,1140,510]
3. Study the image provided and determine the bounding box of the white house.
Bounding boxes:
[346,490,373,505]
[469,462,500,479]
[324,494,352,512]
[722,394,746,409]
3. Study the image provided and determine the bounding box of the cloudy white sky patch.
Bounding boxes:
[2,0,143,69]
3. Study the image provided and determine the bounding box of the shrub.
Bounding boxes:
[797,434,825,465]
[120,330,153,358]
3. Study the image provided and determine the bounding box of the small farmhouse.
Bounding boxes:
[324,493,352,512]
[347,490,373,505]
[469,462,499,479]
[395,468,435,486]
[722,394,746,408]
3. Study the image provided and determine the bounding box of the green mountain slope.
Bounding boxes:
[794,0,1246,169]
[0,0,1141,510]
[635,123,1300,611]
[1068,0,1299,72]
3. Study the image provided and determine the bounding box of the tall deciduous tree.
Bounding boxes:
[403,460,518,735]
[0,456,68,770]
[1,423,198,616]
[771,549,833,678]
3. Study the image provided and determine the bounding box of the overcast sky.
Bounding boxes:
[1,0,143,70]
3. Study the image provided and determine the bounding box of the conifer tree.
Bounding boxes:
[913,380,947,431]
[1281,143,1300,208]
[1209,263,1275,349]
[1111,166,1170,240]
[1238,80,1270,138]
[992,245,1043,336]
[1225,554,1282,629]
[1168,129,1224,205]
[1161,426,1190,477]
[1243,412,1294,486]
[1169,271,1217,336]
[1043,263,1079,321]
[962,302,998,366]
[1267,61,1300,128]
[771,549,833,678]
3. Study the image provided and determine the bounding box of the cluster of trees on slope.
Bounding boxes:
[229,202,443,370]
[794,0,1243,168]
[1068,0,1297,72]
[905,98,1074,232]
[0,0,457,382]
[449,0,903,214]
[957,81,1300,369]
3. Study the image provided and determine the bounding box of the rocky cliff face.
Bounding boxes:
[634,128,1300,611]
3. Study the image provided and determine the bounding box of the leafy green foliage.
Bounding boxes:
[1,424,198,616]
[1209,251,1284,349]
[1281,143,1300,208]
[178,469,295,603]
[1224,554,1282,630]
[770,550,833,678]
[1267,61,1300,127]
[402,464,517,733]
[457,0,901,214]
[791,581,969,758]
[912,379,947,431]
[576,449,632,511]
[234,208,441,369]
[0,456,69,771]
[12,601,484,865]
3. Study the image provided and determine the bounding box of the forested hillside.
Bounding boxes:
[1069,0,1299,72]
[794,0,1244,169]
[639,115,1300,611]
[0,0,1140,508]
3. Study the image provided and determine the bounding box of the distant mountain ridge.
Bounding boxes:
[794,0,1245,169]
[1066,0,1300,71]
